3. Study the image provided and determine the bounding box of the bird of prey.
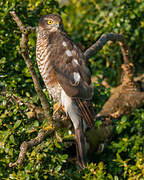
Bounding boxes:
[36,14,94,168]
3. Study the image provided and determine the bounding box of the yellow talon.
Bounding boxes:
[53,102,61,115]
[44,124,53,130]
[53,102,65,115]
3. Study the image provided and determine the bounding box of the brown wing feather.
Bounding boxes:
[74,98,94,128]
[47,31,93,100]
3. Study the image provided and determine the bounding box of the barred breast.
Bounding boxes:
[36,32,61,102]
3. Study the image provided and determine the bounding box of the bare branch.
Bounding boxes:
[10,11,25,32]
[119,41,131,64]
[9,128,53,167]
[84,33,131,64]
[134,73,144,82]
[10,11,52,122]
[97,62,144,118]
[9,116,73,167]
[91,35,144,118]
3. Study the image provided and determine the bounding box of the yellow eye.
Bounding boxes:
[48,20,53,24]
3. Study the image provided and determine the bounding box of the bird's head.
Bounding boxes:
[38,14,63,32]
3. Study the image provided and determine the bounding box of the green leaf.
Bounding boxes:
[55,165,62,172]
[114,176,119,180]
[61,154,68,160]
[9,135,15,144]
[26,92,30,97]
[54,141,61,149]
[121,115,128,123]
[13,120,22,129]
[33,120,39,127]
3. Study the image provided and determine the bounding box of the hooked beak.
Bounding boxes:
[56,21,59,28]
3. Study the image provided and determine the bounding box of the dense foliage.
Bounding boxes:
[0,0,144,179]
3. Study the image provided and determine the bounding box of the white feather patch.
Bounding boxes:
[73,59,79,65]
[65,50,72,57]
[61,89,80,129]
[62,41,67,47]
[61,90,72,114]
[73,72,81,85]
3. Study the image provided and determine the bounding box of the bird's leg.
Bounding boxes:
[53,102,65,115]
[75,127,86,168]
[53,102,61,115]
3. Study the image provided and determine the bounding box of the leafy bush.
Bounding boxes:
[0,0,144,179]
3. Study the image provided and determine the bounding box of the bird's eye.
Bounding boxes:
[48,20,53,24]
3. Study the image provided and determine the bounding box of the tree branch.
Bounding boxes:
[9,128,53,167]
[9,114,73,167]
[97,62,144,118]
[10,11,52,122]
[86,34,144,119]
[84,33,131,64]
[134,73,144,82]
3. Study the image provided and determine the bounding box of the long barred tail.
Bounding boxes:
[74,98,95,128]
